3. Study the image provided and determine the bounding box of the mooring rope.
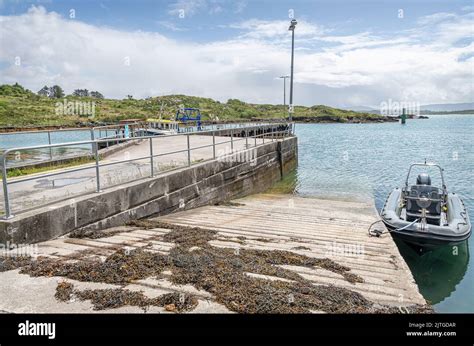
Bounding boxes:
[368,218,420,237]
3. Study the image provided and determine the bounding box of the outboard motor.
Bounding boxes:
[415,173,434,200]
[416,173,431,186]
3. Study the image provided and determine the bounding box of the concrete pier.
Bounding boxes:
[0,136,297,244]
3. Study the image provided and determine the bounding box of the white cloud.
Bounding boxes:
[168,0,207,17]
[234,1,247,14]
[417,12,457,25]
[228,19,326,40]
[156,20,187,32]
[208,4,223,15]
[167,0,230,17]
[99,3,109,11]
[0,5,472,108]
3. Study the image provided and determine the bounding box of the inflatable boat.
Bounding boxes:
[380,162,471,248]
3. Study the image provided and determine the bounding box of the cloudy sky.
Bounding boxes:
[0,0,472,108]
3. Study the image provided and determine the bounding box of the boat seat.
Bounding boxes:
[405,185,442,225]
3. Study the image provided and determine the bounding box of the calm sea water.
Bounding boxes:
[0,129,119,165]
[0,129,124,149]
[0,129,95,149]
[289,115,473,313]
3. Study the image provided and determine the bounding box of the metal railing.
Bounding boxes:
[0,121,279,160]
[0,123,143,164]
[0,123,294,219]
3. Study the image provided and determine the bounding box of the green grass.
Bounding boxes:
[4,156,95,178]
[0,84,382,128]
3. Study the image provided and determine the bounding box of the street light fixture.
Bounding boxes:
[279,75,289,109]
[288,19,297,121]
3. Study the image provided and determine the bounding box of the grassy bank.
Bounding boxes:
[2,156,95,178]
[0,83,384,129]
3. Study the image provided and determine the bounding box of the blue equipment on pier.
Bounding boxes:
[175,108,202,129]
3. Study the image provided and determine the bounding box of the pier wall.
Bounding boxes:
[0,137,297,244]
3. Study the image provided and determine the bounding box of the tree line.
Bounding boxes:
[37,85,104,99]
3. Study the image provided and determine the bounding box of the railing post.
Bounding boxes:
[212,131,216,159]
[245,128,248,148]
[94,141,101,192]
[187,134,191,166]
[149,137,154,177]
[1,155,12,219]
[254,127,257,147]
[47,131,53,160]
[230,128,234,151]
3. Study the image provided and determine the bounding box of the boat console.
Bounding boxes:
[404,173,443,225]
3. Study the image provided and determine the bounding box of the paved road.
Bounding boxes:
[0,134,265,216]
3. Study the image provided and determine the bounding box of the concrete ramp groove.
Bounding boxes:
[157,193,426,307]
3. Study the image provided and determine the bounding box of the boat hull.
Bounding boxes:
[380,188,472,248]
[384,222,471,248]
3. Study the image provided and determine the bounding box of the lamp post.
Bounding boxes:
[288,19,297,121]
[279,75,289,109]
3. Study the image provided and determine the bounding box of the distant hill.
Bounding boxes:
[419,109,474,115]
[420,103,474,112]
[342,106,378,113]
[344,102,474,115]
[0,83,386,128]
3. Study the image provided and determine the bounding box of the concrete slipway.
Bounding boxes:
[0,193,426,313]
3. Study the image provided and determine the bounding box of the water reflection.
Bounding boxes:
[394,240,470,305]
[2,147,91,167]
